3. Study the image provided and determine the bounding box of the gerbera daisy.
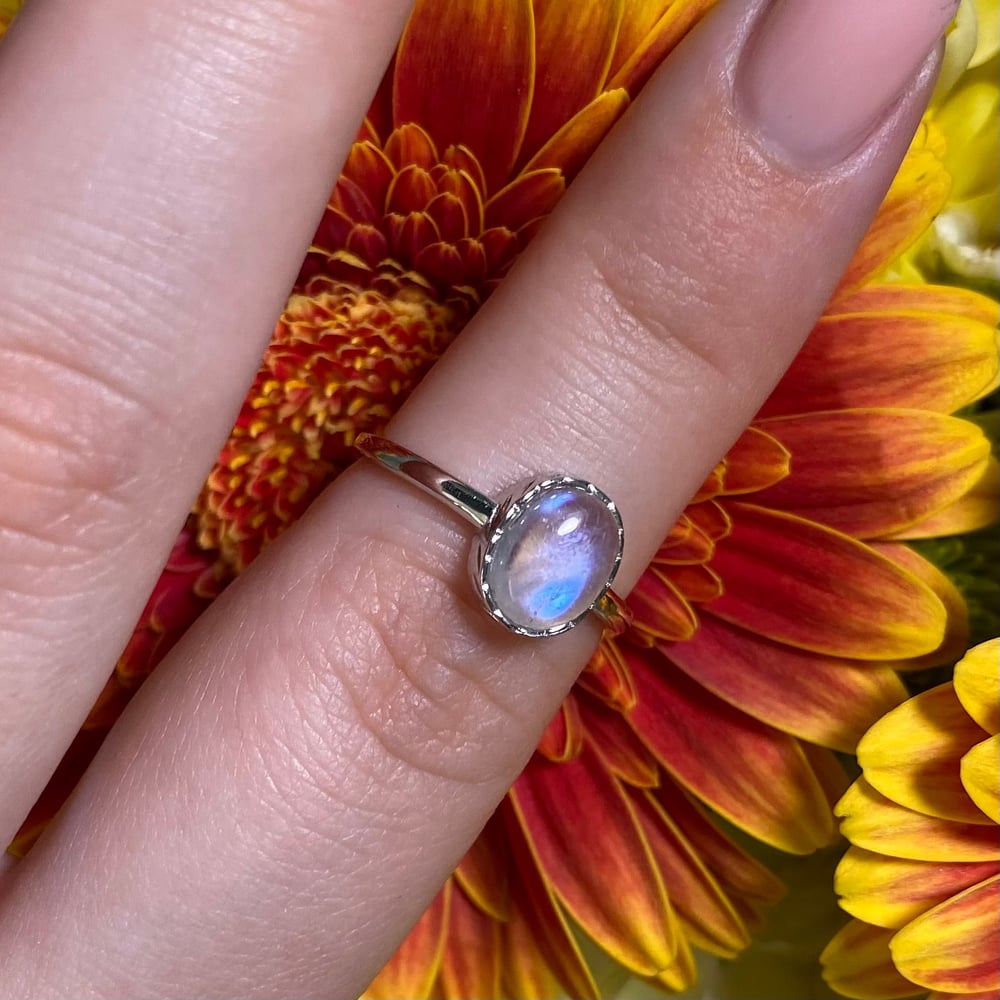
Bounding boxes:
[7,1,998,997]
[896,0,998,288]
[821,639,999,1000]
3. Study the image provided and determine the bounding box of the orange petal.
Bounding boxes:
[364,881,451,1000]
[650,779,786,906]
[500,801,600,1000]
[720,425,791,493]
[522,89,630,180]
[667,613,907,753]
[578,694,659,788]
[454,815,510,922]
[628,570,699,642]
[438,884,501,1000]
[608,0,717,94]
[834,126,950,294]
[928,992,1000,1000]
[891,876,1000,995]
[837,778,998,862]
[955,639,1000,735]
[962,736,1000,823]
[518,0,623,165]
[393,0,534,194]
[708,504,946,659]
[821,919,924,999]
[835,845,997,930]
[892,454,1000,539]
[537,691,585,763]
[759,308,1000,418]
[577,641,638,712]
[830,283,1000,330]
[608,0,675,80]
[510,747,679,975]
[868,542,970,673]
[858,683,993,826]
[627,786,750,958]
[484,168,565,230]
[660,562,724,603]
[626,651,834,853]
[754,410,990,537]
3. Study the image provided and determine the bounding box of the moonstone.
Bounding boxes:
[485,485,620,632]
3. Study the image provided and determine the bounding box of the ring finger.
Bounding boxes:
[0,0,957,997]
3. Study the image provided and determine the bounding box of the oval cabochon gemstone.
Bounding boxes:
[485,485,620,632]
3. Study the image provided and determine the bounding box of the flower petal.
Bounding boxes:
[651,780,786,906]
[837,778,998,862]
[867,542,970,673]
[834,126,951,294]
[835,845,997,930]
[955,638,1000,735]
[364,881,451,1000]
[830,283,1000,328]
[608,0,717,93]
[891,454,1000,539]
[522,89,630,180]
[393,0,534,193]
[454,815,510,922]
[518,0,623,165]
[858,683,993,825]
[962,736,1000,823]
[707,504,946,659]
[891,876,1000,995]
[627,786,750,958]
[754,410,990,537]
[484,168,565,230]
[629,570,699,642]
[821,919,924,999]
[578,695,659,788]
[759,305,1000,417]
[719,426,791,493]
[438,884,501,1000]
[509,747,679,976]
[501,802,599,1000]
[667,613,908,753]
[627,652,834,853]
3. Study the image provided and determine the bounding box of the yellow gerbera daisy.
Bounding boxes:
[822,639,999,1000]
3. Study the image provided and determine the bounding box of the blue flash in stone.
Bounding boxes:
[485,482,621,633]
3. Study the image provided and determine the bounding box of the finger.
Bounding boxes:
[0,0,413,841]
[0,0,953,996]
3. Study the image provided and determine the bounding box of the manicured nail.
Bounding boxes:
[740,0,958,167]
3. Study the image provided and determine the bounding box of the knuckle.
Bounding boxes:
[242,526,532,830]
[0,337,154,565]
[579,216,746,393]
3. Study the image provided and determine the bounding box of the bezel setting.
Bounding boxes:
[470,475,624,638]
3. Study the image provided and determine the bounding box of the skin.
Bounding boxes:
[0,0,951,996]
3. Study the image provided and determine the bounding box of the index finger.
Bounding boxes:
[0,0,414,843]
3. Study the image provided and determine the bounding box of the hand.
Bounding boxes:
[0,0,956,995]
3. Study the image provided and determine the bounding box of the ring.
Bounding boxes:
[354,434,631,638]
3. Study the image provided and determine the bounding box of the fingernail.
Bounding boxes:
[740,0,958,167]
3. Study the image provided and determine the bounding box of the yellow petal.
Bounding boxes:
[891,876,1000,994]
[835,845,997,929]
[821,919,924,999]
[962,735,1000,822]
[837,778,998,862]
[858,683,993,825]
[954,638,1000,734]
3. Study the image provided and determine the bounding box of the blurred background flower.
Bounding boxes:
[3,0,998,998]
[822,639,999,1000]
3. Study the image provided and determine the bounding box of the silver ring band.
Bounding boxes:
[355,434,631,638]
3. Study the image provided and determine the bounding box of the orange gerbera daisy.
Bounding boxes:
[8,1,998,997]
[821,639,999,1000]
